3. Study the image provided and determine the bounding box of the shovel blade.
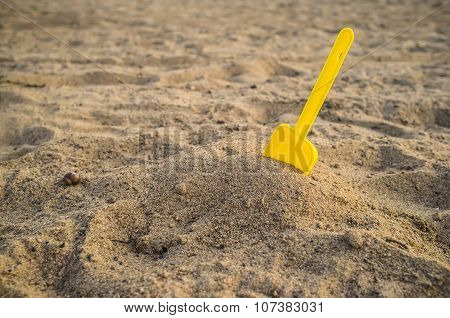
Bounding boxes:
[263,124,318,175]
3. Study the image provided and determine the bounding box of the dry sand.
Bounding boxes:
[0,0,449,297]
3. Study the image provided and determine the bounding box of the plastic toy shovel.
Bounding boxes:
[263,28,354,175]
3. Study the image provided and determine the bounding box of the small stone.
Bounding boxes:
[260,196,266,206]
[344,230,363,249]
[175,183,187,195]
[106,196,116,204]
[250,84,257,89]
[355,160,363,166]
[331,163,340,169]
[179,235,188,245]
[63,171,80,186]
[215,243,225,249]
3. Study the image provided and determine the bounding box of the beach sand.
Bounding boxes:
[0,0,449,297]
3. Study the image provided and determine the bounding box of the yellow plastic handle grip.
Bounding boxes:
[295,28,354,138]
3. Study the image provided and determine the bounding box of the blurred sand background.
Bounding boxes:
[0,0,449,297]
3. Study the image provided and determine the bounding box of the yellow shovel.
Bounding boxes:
[263,28,354,175]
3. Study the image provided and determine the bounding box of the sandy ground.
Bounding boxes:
[0,0,449,297]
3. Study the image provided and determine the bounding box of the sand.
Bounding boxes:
[0,0,449,297]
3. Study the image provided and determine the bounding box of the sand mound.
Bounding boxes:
[0,135,448,297]
[0,0,449,297]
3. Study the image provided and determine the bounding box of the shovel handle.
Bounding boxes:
[295,28,354,138]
